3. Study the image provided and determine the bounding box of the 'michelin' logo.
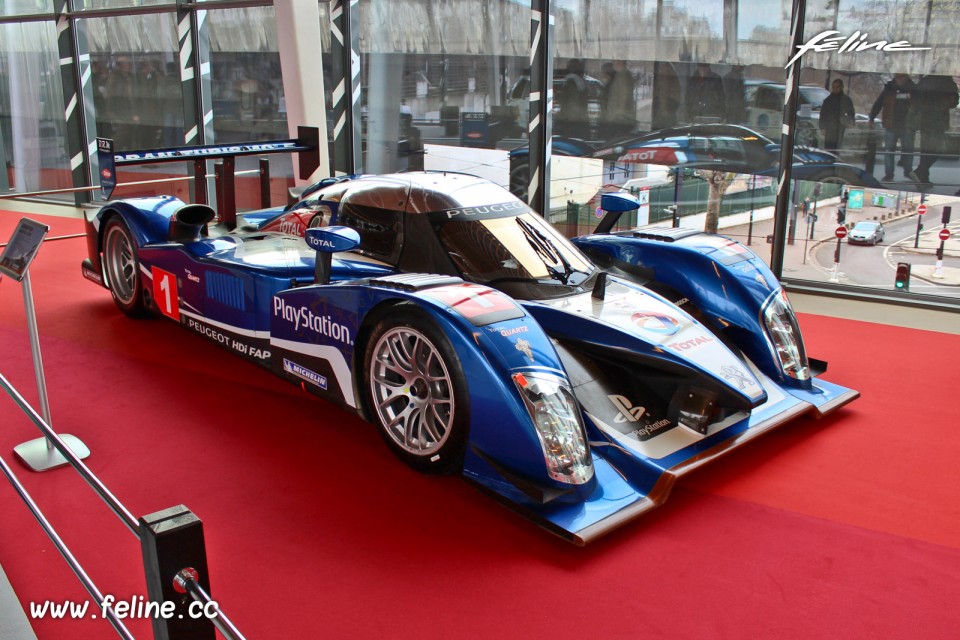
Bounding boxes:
[786,30,930,68]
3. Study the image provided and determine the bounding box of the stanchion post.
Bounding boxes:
[220,158,237,228]
[214,162,225,221]
[259,158,271,209]
[5,219,91,471]
[140,506,215,640]
[193,160,207,205]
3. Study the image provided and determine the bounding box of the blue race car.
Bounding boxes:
[81,172,858,544]
[508,123,882,199]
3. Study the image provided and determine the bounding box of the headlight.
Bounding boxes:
[512,372,593,485]
[761,289,810,380]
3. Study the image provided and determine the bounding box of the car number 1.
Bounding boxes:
[152,266,180,321]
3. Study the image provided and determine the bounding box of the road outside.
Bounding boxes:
[717,191,960,298]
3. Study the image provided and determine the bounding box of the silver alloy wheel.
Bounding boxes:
[104,223,138,305]
[369,326,455,456]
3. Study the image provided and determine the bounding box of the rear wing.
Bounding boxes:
[97,126,322,228]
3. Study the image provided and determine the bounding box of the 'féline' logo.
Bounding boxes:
[786,30,930,68]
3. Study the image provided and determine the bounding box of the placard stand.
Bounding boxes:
[2,217,90,471]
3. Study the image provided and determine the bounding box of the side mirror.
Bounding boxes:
[304,226,360,253]
[595,192,641,235]
[304,226,360,285]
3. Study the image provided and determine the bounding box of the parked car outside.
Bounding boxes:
[743,80,872,150]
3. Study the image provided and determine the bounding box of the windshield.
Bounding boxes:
[853,221,877,230]
[435,210,594,288]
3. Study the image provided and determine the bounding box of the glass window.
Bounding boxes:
[0,20,70,196]
[777,1,960,300]
[547,0,768,240]
[0,0,53,15]
[358,0,531,187]
[70,0,171,10]
[205,6,301,211]
[80,13,182,199]
[206,7,287,144]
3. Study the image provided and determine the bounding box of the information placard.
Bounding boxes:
[0,218,50,282]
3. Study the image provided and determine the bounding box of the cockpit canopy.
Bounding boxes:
[327,173,595,296]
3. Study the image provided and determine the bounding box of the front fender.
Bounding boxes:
[573,230,802,387]
[349,280,592,502]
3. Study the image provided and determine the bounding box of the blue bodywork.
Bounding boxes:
[509,124,882,191]
[82,173,858,545]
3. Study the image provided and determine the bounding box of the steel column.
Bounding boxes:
[527,0,554,216]
[330,0,362,175]
[770,0,807,278]
[53,0,93,206]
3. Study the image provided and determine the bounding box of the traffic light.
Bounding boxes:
[943,206,952,225]
[895,262,911,291]
[837,205,846,224]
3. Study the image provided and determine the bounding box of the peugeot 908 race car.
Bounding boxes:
[81,171,858,544]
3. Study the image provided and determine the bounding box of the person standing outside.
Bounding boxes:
[685,63,725,123]
[601,60,637,139]
[819,79,855,153]
[869,73,917,181]
[908,72,959,187]
[556,59,590,140]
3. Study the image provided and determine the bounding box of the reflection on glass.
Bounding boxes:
[737,0,787,42]
[0,20,69,195]
[206,7,287,144]
[83,14,179,151]
[358,0,531,181]
[81,13,181,199]
[71,0,171,9]
[0,0,52,14]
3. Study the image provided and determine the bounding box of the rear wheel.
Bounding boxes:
[102,218,149,317]
[363,309,469,474]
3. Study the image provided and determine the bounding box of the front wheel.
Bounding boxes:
[363,309,469,474]
[102,217,149,318]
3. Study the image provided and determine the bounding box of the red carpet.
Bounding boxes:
[2,211,959,639]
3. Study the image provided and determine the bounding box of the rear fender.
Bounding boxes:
[85,197,187,285]
[91,197,188,252]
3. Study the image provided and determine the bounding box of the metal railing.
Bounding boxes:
[0,442,136,640]
[2,366,247,639]
[0,167,268,203]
